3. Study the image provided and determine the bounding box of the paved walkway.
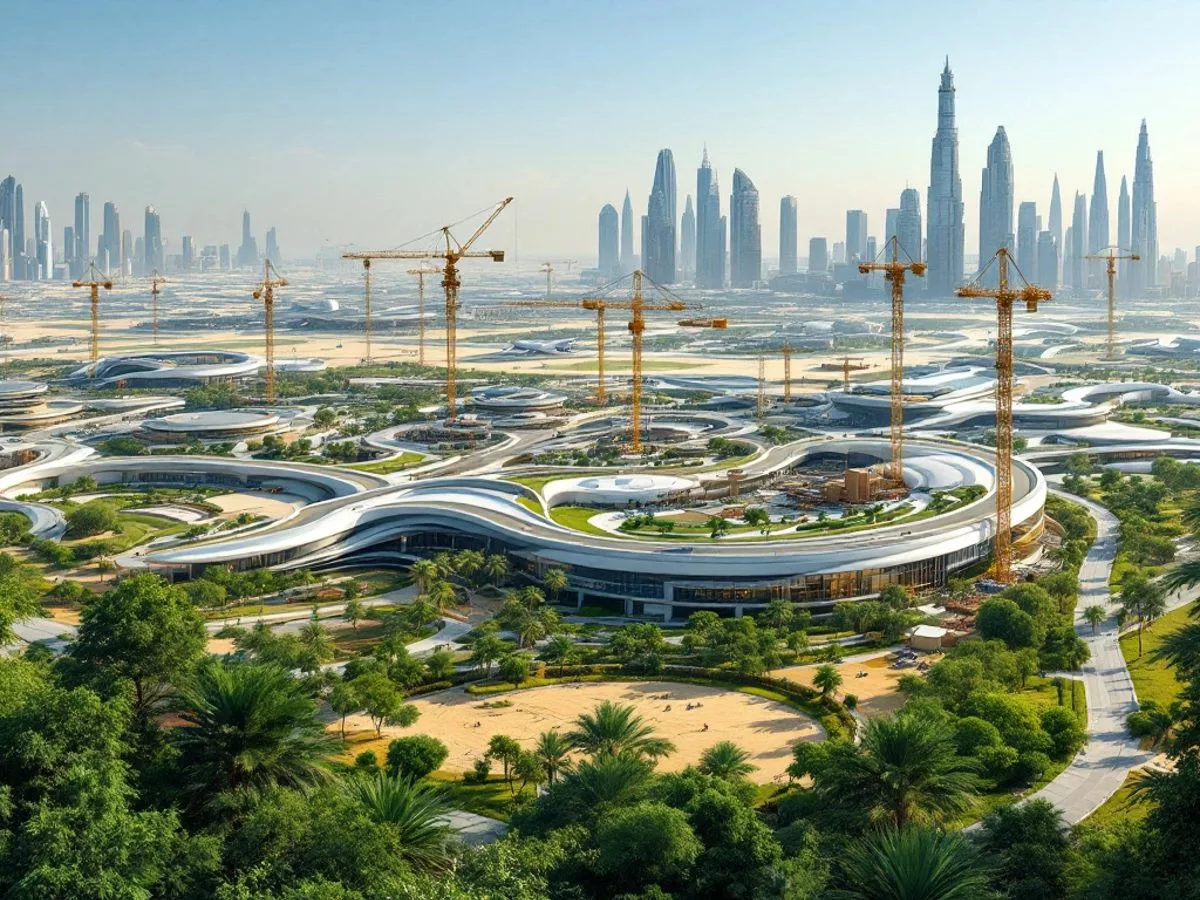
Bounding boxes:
[442,810,508,845]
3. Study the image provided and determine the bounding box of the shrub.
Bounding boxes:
[65,501,120,538]
[1040,707,1085,759]
[386,734,449,780]
[354,750,379,770]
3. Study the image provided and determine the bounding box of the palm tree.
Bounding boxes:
[173,660,337,805]
[297,620,336,672]
[1120,574,1168,657]
[814,663,843,698]
[698,741,756,780]
[343,773,455,873]
[483,553,509,585]
[1162,558,1200,593]
[1152,622,1200,678]
[410,559,439,594]
[539,634,581,676]
[565,753,654,807]
[815,713,979,828]
[1083,604,1108,634]
[454,549,484,584]
[431,551,455,581]
[534,730,573,784]
[426,580,457,613]
[521,585,547,609]
[566,700,676,761]
[832,825,992,900]
[1180,497,1200,536]
[758,598,795,630]
[542,568,569,603]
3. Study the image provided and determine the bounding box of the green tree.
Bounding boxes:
[424,648,456,680]
[65,500,120,537]
[566,700,676,761]
[512,750,546,795]
[814,663,843,698]
[592,801,702,894]
[978,800,1070,900]
[352,671,410,737]
[328,680,360,739]
[297,620,336,673]
[483,553,510,584]
[539,633,581,676]
[426,580,457,613]
[470,633,506,676]
[454,549,484,584]
[0,554,50,644]
[534,729,573,784]
[1120,573,1168,658]
[344,596,367,632]
[386,734,449,780]
[835,825,991,900]
[976,597,1043,649]
[487,734,523,785]
[343,772,456,873]
[610,622,666,672]
[757,597,796,630]
[499,653,530,688]
[542,567,569,602]
[1083,603,1108,633]
[698,740,756,780]
[410,559,439,593]
[71,572,207,723]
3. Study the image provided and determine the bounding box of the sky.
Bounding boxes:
[4,0,1200,266]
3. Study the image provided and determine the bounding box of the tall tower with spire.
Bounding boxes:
[978,126,1014,286]
[680,194,696,280]
[695,146,725,288]
[1117,176,1131,296]
[1048,175,1063,288]
[1131,120,1157,294]
[1088,151,1110,287]
[620,190,634,274]
[926,58,964,295]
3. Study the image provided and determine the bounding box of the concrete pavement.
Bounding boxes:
[441,810,509,845]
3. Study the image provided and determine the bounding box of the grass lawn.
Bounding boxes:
[346,452,425,474]
[516,496,542,515]
[426,771,534,823]
[506,472,607,495]
[548,506,612,537]
[1120,601,1196,708]
[1081,770,1153,829]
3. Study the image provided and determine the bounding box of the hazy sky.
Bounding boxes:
[5,0,1200,265]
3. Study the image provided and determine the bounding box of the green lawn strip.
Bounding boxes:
[345,452,425,474]
[1120,601,1195,708]
[516,496,542,515]
[547,506,613,537]
[1080,770,1153,828]
[425,771,534,823]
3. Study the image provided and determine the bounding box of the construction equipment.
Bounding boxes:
[358,259,374,364]
[677,317,728,328]
[1084,246,1140,359]
[563,259,577,272]
[72,261,113,364]
[344,197,512,418]
[253,259,288,403]
[406,265,440,366]
[757,354,767,421]
[957,247,1052,582]
[509,297,611,403]
[858,235,927,486]
[540,261,554,298]
[839,355,867,392]
[782,344,793,405]
[148,271,166,347]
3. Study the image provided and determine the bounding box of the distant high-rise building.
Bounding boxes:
[13,184,25,279]
[0,228,9,281]
[1118,175,1131,296]
[144,206,164,273]
[34,201,52,281]
[808,237,828,273]
[1017,202,1038,283]
[680,195,696,279]
[620,190,634,274]
[219,244,231,270]
[1131,120,1158,294]
[1088,151,1110,287]
[0,177,15,269]
[182,236,195,270]
[978,126,1013,285]
[237,210,258,269]
[695,147,725,288]
[864,236,878,285]
[121,230,133,276]
[845,210,867,263]
[1070,192,1087,292]
[779,196,798,275]
[897,189,922,262]
[926,59,964,295]
[885,208,899,246]
[1037,231,1058,290]
[1048,174,1063,288]
[101,202,121,275]
[73,192,89,278]
[729,168,761,288]
[597,203,620,277]
[832,241,846,265]
[644,150,677,283]
[265,227,280,263]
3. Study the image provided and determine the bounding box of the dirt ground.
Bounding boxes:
[346,679,821,784]
[207,491,304,520]
[775,655,913,719]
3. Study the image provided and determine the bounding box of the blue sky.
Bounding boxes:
[4,0,1199,263]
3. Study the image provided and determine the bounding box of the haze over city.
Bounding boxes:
[5,0,1200,261]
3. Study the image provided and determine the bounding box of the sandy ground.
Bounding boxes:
[348,679,821,783]
[775,655,910,719]
[206,637,237,655]
[208,491,304,519]
[42,605,82,625]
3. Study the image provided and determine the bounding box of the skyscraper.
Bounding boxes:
[1070,192,1087,292]
[729,169,761,288]
[73,192,90,278]
[1088,151,1110,287]
[1118,175,1131,296]
[34,201,52,280]
[101,202,121,275]
[237,210,258,269]
[897,189,922,262]
[182,236,195,271]
[926,59,964,296]
[1131,120,1158,294]
[121,230,133,275]
[266,227,280,263]
[1017,202,1037,283]
[808,237,828,274]
[779,196,798,275]
[695,148,725,288]
[978,126,1014,284]
[680,195,696,280]
[1048,174,1063,288]
[845,210,867,263]
[885,208,899,245]
[597,203,619,277]
[0,229,8,281]
[1037,231,1058,289]
[0,177,16,274]
[144,206,164,274]
[644,150,677,284]
[13,184,25,279]
[620,190,634,274]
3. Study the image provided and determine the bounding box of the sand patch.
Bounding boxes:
[207,491,303,520]
[775,655,909,719]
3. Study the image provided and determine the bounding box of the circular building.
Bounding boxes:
[544,474,699,507]
[0,381,85,431]
[65,350,263,388]
[139,410,282,443]
[470,385,567,411]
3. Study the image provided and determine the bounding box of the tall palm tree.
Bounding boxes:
[1120,574,1168,658]
[426,580,457,613]
[173,660,337,805]
[297,620,336,672]
[410,559,439,594]
[431,551,455,581]
[454,549,484,584]
[565,753,653,807]
[1153,621,1200,678]
[1083,604,1108,633]
[831,825,992,900]
[542,568,569,603]
[539,634,581,676]
[483,553,509,584]
[343,773,455,874]
[815,713,979,828]
[698,741,756,780]
[521,585,547,609]
[814,663,844,698]
[566,700,676,761]
[535,730,573,784]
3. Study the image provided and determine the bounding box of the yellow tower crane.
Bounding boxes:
[1084,246,1140,359]
[508,296,611,403]
[540,261,554,298]
[253,259,288,403]
[344,197,512,419]
[406,265,441,367]
[149,270,166,347]
[72,261,113,364]
[358,258,374,365]
[858,235,927,486]
[957,247,1052,582]
[782,343,793,405]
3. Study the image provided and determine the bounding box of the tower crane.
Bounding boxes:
[344,197,512,419]
[253,259,288,403]
[72,261,113,364]
[782,343,793,405]
[406,265,440,366]
[358,258,374,364]
[508,296,611,403]
[540,261,554,298]
[149,270,166,347]
[1084,246,1139,359]
[858,235,926,487]
[957,247,1052,582]
[838,355,866,392]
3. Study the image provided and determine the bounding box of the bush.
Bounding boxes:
[465,758,492,784]
[1012,750,1052,784]
[65,501,120,538]
[955,716,1003,755]
[386,734,449,780]
[1040,707,1085,759]
[978,744,1019,779]
[354,751,379,770]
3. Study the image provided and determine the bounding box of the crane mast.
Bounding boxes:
[1084,246,1139,359]
[406,266,440,367]
[253,259,288,403]
[149,270,166,347]
[957,247,1052,582]
[72,261,113,364]
[782,344,793,405]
